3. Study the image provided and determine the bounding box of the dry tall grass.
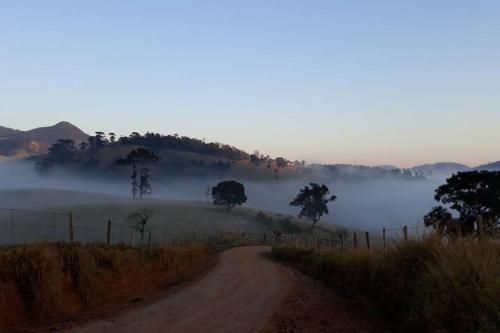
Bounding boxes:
[0,241,215,331]
[271,237,500,332]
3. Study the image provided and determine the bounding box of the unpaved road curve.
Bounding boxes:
[69,246,294,333]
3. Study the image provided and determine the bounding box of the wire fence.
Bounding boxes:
[0,207,223,246]
[1,206,491,251]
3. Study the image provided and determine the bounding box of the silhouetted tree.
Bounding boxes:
[290,183,337,227]
[423,206,453,235]
[275,157,288,168]
[432,171,500,234]
[79,141,88,151]
[127,208,153,242]
[212,180,247,210]
[87,136,96,151]
[94,131,107,150]
[108,132,116,143]
[35,139,76,174]
[116,148,159,199]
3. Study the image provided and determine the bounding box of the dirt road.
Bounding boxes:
[69,246,294,333]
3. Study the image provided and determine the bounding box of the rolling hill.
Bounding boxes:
[410,162,472,176]
[475,161,500,171]
[0,121,88,158]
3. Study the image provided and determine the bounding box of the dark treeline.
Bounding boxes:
[35,131,428,184]
[88,131,250,161]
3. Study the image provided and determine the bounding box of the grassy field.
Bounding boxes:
[0,189,349,244]
[271,237,500,332]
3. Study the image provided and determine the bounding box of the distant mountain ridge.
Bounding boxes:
[475,161,500,171]
[410,161,500,175]
[0,126,20,137]
[0,121,89,158]
[410,162,472,176]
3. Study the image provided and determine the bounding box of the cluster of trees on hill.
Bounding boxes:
[35,139,80,173]
[80,131,249,161]
[35,131,305,182]
[35,131,434,184]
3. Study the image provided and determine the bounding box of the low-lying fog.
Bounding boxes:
[0,160,446,231]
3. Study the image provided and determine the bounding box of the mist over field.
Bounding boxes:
[0,159,445,230]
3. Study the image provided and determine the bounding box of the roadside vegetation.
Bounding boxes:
[0,241,216,331]
[272,171,500,332]
[271,237,500,332]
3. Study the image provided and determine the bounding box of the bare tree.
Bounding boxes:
[127,208,154,243]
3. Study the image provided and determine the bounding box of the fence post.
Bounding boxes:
[383,228,386,251]
[340,234,344,253]
[148,230,152,245]
[69,212,74,243]
[106,220,111,245]
[477,215,485,239]
[353,232,358,249]
[403,225,408,242]
[365,231,370,250]
[10,209,14,244]
[51,213,56,240]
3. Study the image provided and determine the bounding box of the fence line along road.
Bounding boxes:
[0,206,441,250]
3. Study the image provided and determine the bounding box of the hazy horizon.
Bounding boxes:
[2,1,499,167]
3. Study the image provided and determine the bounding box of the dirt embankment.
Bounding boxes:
[0,242,216,332]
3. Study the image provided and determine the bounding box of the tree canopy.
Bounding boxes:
[432,171,500,234]
[212,180,247,209]
[290,183,337,226]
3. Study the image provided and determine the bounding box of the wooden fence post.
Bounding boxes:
[69,212,74,243]
[106,220,111,245]
[10,209,14,244]
[403,225,408,242]
[353,232,358,249]
[365,231,370,250]
[477,215,485,239]
[148,230,152,245]
[340,234,344,253]
[382,228,386,251]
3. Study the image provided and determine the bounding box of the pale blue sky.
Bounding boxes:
[1,1,499,167]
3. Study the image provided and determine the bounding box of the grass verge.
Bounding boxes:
[271,237,500,332]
